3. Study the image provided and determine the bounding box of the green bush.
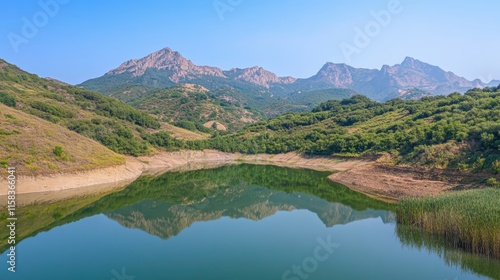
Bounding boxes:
[53,146,64,157]
[173,121,197,132]
[66,119,150,156]
[30,101,75,118]
[493,160,500,174]
[0,92,16,107]
[486,177,500,188]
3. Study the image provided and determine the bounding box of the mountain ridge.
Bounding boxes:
[80,48,496,102]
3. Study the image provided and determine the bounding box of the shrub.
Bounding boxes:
[493,160,500,174]
[53,146,64,157]
[0,92,16,107]
[486,177,500,188]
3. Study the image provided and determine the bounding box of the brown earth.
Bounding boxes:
[329,164,458,202]
[203,121,227,131]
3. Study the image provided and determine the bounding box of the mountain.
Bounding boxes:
[108,47,226,82]
[487,80,500,87]
[300,57,487,100]
[298,63,377,89]
[80,48,493,106]
[223,66,296,88]
[367,57,484,99]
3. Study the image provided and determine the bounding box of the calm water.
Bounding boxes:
[1,164,499,280]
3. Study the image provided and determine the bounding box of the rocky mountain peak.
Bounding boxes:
[225,66,296,88]
[107,47,226,82]
[401,56,416,65]
[312,63,356,87]
[399,56,432,71]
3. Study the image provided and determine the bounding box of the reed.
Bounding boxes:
[396,189,500,258]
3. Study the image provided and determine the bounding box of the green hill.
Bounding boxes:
[165,87,500,176]
[0,59,205,157]
[118,84,263,132]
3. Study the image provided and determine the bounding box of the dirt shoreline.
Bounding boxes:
[0,150,475,202]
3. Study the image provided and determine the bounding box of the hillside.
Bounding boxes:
[80,48,494,105]
[0,59,205,157]
[116,84,262,132]
[148,87,500,178]
[0,104,124,175]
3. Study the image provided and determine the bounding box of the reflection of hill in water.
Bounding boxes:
[105,165,394,240]
[1,164,393,253]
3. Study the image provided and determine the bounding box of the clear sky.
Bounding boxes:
[1,0,499,85]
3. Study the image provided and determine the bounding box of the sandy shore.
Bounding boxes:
[0,150,475,202]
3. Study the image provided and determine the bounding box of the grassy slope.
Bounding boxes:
[0,104,124,175]
[0,59,206,157]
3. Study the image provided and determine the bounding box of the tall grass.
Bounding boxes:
[396,188,500,258]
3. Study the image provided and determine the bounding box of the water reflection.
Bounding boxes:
[1,164,497,280]
[397,224,500,279]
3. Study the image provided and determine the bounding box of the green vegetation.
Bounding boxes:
[174,120,211,133]
[486,177,500,188]
[53,145,64,157]
[127,84,260,132]
[66,118,149,156]
[396,189,500,258]
[158,87,500,174]
[0,91,16,107]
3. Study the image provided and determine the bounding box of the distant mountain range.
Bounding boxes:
[80,47,499,103]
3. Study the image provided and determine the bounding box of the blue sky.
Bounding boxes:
[1,0,499,85]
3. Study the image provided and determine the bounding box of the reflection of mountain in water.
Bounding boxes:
[105,167,393,240]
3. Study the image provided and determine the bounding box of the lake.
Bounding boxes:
[1,164,499,279]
